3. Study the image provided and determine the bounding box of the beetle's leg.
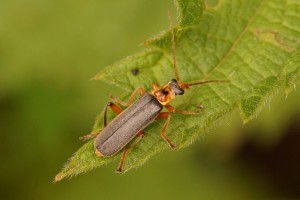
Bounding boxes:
[79,102,123,141]
[152,82,160,90]
[103,102,123,127]
[116,131,145,173]
[79,132,99,141]
[156,112,170,119]
[164,105,202,115]
[109,87,145,107]
[156,112,176,149]
[152,104,203,147]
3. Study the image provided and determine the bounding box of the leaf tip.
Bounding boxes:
[241,117,251,125]
[89,76,97,81]
[143,40,151,46]
[53,172,66,183]
[93,73,105,81]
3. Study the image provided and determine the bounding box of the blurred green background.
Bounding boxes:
[1,0,299,199]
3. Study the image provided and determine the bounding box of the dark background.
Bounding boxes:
[0,0,299,199]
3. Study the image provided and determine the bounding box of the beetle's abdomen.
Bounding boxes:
[94,93,163,156]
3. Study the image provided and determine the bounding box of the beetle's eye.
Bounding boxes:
[175,88,184,95]
[169,79,184,95]
[161,90,169,95]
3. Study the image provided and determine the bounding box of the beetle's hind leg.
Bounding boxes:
[79,102,123,141]
[116,131,145,173]
[79,132,99,141]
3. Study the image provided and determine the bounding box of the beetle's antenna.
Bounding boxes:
[188,80,229,87]
[168,12,180,81]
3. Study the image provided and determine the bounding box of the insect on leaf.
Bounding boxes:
[55,0,300,181]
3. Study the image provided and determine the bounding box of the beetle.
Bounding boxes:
[83,14,228,173]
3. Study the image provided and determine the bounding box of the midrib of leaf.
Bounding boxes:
[55,0,300,181]
[202,0,267,81]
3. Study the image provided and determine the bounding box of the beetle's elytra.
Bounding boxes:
[95,93,162,157]
[83,13,228,173]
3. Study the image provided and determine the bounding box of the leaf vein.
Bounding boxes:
[202,0,268,80]
[207,85,231,105]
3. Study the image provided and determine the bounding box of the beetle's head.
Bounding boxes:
[168,79,186,95]
[152,79,190,105]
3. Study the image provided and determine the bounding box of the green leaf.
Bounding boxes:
[176,0,205,26]
[240,76,279,123]
[55,0,300,181]
[280,48,300,94]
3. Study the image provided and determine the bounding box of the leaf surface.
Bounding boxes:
[55,0,300,181]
